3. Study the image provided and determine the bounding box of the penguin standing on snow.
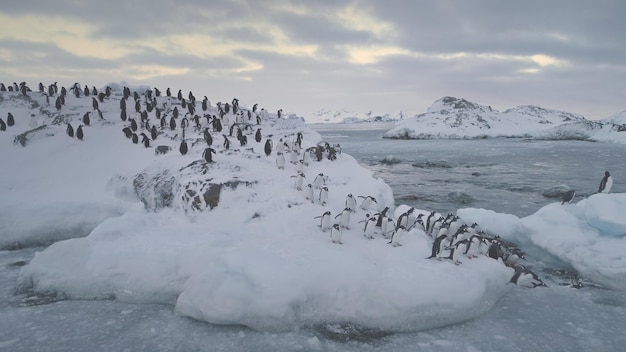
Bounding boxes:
[330,224,342,244]
[76,125,84,141]
[179,139,188,155]
[305,184,314,203]
[362,215,377,239]
[345,194,357,212]
[202,147,216,163]
[358,195,377,211]
[598,171,613,193]
[291,172,305,191]
[319,186,329,206]
[140,133,150,148]
[335,207,351,230]
[276,152,285,170]
[315,210,332,232]
[389,225,406,247]
[7,113,15,127]
[66,123,74,137]
[264,138,273,156]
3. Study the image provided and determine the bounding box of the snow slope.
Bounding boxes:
[1,85,512,332]
[383,96,626,143]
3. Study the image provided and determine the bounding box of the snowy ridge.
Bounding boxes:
[383,96,626,142]
[301,107,407,124]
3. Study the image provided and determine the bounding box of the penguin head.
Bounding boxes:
[605,171,610,176]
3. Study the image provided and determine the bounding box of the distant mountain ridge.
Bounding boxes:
[302,107,410,124]
[383,96,626,143]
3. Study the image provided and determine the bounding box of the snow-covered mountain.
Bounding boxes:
[301,107,408,124]
[383,96,626,142]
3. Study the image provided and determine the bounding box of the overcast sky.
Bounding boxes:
[1,0,624,120]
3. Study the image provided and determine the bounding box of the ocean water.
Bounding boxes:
[2,123,625,351]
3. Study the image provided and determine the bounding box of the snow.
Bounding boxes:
[383,96,626,143]
[299,107,409,124]
[458,193,626,291]
[2,85,626,335]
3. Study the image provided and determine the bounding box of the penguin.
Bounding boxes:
[255,128,262,143]
[92,97,99,110]
[389,225,406,247]
[76,125,84,140]
[150,125,158,140]
[375,207,390,227]
[202,147,216,163]
[335,207,351,229]
[276,152,285,170]
[264,138,273,156]
[296,159,306,173]
[381,216,396,238]
[305,184,315,203]
[140,133,150,148]
[315,210,332,232]
[312,173,325,189]
[239,134,247,146]
[203,128,213,146]
[319,186,329,206]
[179,139,188,155]
[160,116,167,128]
[509,266,547,288]
[330,224,342,244]
[6,113,15,127]
[288,150,299,164]
[131,133,139,144]
[202,97,208,111]
[173,107,179,119]
[170,116,177,131]
[291,172,305,191]
[598,171,613,193]
[66,123,74,137]
[358,195,377,211]
[82,112,90,126]
[487,240,503,260]
[561,190,576,205]
[120,110,127,122]
[345,194,357,212]
[122,127,132,138]
[362,215,377,239]
[427,234,448,259]
[129,118,138,132]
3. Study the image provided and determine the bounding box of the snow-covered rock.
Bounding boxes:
[383,96,626,143]
[302,107,406,124]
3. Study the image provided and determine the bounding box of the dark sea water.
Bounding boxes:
[311,122,625,217]
[2,123,625,351]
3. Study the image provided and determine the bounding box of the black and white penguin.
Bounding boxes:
[345,194,357,212]
[150,125,158,140]
[509,266,547,288]
[315,210,332,232]
[255,128,262,143]
[312,173,325,189]
[330,224,342,244]
[598,171,613,193]
[389,225,406,247]
[122,127,132,138]
[92,97,99,110]
[375,207,390,227]
[264,138,273,156]
[130,118,138,132]
[120,110,127,122]
[202,147,216,163]
[76,125,84,140]
[358,195,377,211]
[66,123,74,137]
[276,152,286,170]
[132,133,139,144]
[561,190,576,205]
[179,139,188,155]
[319,186,329,206]
[335,207,351,229]
[362,215,377,239]
[82,112,90,126]
[291,172,305,191]
[427,234,448,259]
[7,113,15,127]
[140,133,150,148]
[169,116,177,131]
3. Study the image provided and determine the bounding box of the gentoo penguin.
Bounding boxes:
[381,216,396,238]
[319,186,329,206]
[264,139,273,156]
[598,171,613,193]
[291,172,305,191]
[92,97,98,110]
[276,152,285,170]
[7,113,14,127]
[330,224,342,244]
[345,194,357,212]
[76,125,84,140]
[312,173,326,189]
[202,147,216,162]
[223,135,230,150]
[427,234,448,259]
[375,207,390,227]
[389,225,406,247]
[362,215,377,239]
[130,118,138,132]
[169,116,177,130]
[561,190,576,205]
[140,133,150,147]
[315,210,332,231]
[255,128,262,143]
[509,266,547,288]
[305,184,315,203]
[0,118,5,131]
[122,127,132,138]
[179,139,188,155]
[82,112,90,126]
[150,125,158,140]
[120,110,127,121]
[358,195,377,211]
[203,128,213,146]
[132,133,139,144]
[335,207,351,229]
[66,123,74,137]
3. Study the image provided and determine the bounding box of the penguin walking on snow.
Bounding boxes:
[389,225,406,247]
[315,211,332,232]
[358,195,377,211]
[336,207,351,229]
[362,215,377,239]
[264,138,273,156]
[66,123,74,138]
[202,147,216,163]
[598,171,613,193]
[319,186,329,206]
[330,224,342,244]
[76,125,84,141]
[345,194,357,212]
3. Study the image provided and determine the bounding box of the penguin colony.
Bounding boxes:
[0,81,613,289]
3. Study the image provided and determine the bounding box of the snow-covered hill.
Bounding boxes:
[301,107,407,124]
[383,96,626,142]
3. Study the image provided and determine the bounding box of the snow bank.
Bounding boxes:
[458,194,626,291]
